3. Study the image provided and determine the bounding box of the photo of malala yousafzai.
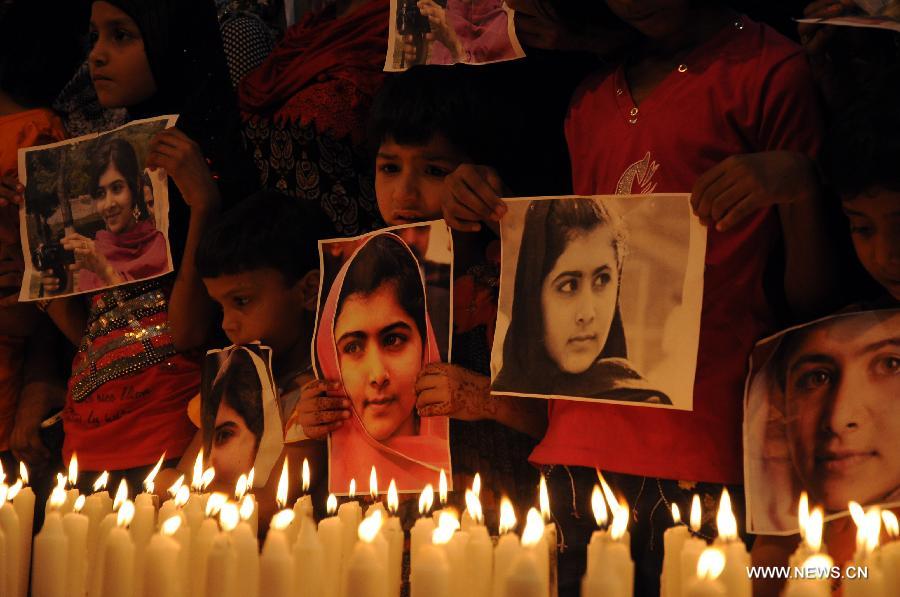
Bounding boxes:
[201,344,284,489]
[314,221,453,495]
[744,309,900,535]
[17,115,176,301]
[491,195,708,409]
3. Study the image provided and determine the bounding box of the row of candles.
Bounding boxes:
[7,452,899,597]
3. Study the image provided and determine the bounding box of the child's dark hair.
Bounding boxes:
[823,68,900,199]
[368,66,501,164]
[202,348,264,455]
[89,138,150,221]
[337,234,427,347]
[0,0,83,108]
[196,191,335,285]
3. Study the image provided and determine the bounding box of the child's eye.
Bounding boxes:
[425,165,451,178]
[114,28,135,42]
[233,296,250,307]
[89,29,99,46]
[214,427,234,446]
[378,163,400,175]
[849,225,874,238]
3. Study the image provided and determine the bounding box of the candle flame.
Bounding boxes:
[716,489,737,541]
[438,509,460,532]
[465,489,483,525]
[388,480,399,514]
[144,453,166,494]
[74,495,86,513]
[690,494,702,533]
[882,511,899,538]
[419,484,434,516]
[804,507,823,552]
[174,486,190,508]
[161,516,182,536]
[302,458,310,493]
[276,459,289,509]
[68,453,79,486]
[0,462,4,485]
[696,547,726,581]
[539,476,551,522]
[349,478,357,499]
[591,485,608,528]
[192,450,204,492]
[369,466,378,500]
[205,492,228,517]
[247,468,255,489]
[848,502,865,529]
[19,462,28,486]
[271,509,295,531]
[49,486,67,510]
[235,474,248,501]
[439,469,448,505]
[801,554,833,579]
[0,485,7,504]
[499,497,517,534]
[327,494,338,516]
[113,479,128,510]
[7,480,22,501]
[117,500,135,528]
[358,509,383,543]
[473,473,481,498]
[522,508,545,547]
[55,473,65,491]
[863,508,881,554]
[201,467,215,490]
[239,495,255,521]
[672,503,682,525]
[611,500,628,541]
[93,471,109,493]
[432,525,455,545]
[168,475,185,498]
[597,472,621,523]
[798,491,809,540]
[220,502,239,532]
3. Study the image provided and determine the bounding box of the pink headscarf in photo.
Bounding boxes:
[316,232,450,493]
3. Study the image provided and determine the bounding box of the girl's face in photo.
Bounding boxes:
[89,1,156,108]
[93,163,137,234]
[541,226,619,374]
[334,282,424,442]
[209,400,257,486]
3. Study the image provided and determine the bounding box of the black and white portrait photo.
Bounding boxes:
[744,309,900,535]
[491,195,707,409]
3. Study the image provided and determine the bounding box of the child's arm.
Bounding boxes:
[440,164,508,235]
[45,297,88,346]
[415,363,548,439]
[146,128,221,351]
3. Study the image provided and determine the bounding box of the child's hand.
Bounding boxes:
[415,363,494,421]
[0,175,24,208]
[691,152,819,232]
[441,164,508,232]
[147,128,221,214]
[296,379,351,440]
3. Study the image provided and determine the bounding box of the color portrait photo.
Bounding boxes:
[744,309,900,535]
[314,221,453,494]
[17,116,176,300]
[491,195,707,409]
[385,0,524,70]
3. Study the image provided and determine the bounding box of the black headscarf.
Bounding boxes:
[494,198,670,404]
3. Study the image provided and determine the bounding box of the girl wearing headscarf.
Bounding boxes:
[494,197,669,403]
[316,233,451,492]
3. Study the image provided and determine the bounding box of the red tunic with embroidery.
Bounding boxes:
[530,17,823,484]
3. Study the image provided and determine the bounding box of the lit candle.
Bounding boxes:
[62,495,88,597]
[433,470,449,526]
[233,497,260,597]
[684,548,726,597]
[783,554,833,597]
[492,498,521,597]
[410,485,435,573]
[207,504,238,597]
[276,460,299,547]
[65,454,80,513]
[445,512,469,596]
[464,489,492,597]
[0,483,21,597]
[582,484,633,597]
[317,494,345,597]
[100,500,136,597]
[12,463,34,597]
[539,476,558,597]
[337,479,362,567]
[384,480,403,597]
[411,542,449,597]
[293,499,324,597]
[158,475,185,531]
[789,506,825,568]
[713,490,750,597]
[344,510,387,597]
[89,479,128,597]
[366,467,386,520]
[506,510,547,597]
[680,495,707,596]
[143,516,182,597]
[190,494,224,597]
[133,455,164,597]
[880,511,900,594]
[32,485,69,597]
[260,510,295,597]
[661,503,690,597]
[844,505,885,597]
[294,458,314,526]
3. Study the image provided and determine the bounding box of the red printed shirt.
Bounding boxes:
[530,17,823,484]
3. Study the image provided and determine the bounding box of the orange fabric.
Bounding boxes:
[0,109,65,450]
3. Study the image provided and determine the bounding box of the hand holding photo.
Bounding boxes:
[314,222,452,493]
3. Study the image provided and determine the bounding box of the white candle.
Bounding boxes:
[492,498,520,597]
[880,511,900,595]
[411,543,449,597]
[506,549,544,597]
[143,517,182,597]
[337,495,362,567]
[713,490,750,597]
[582,486,633,597]
[260,510,295,597]
[844,506,885,597]
[90,512,117,597]
[318,495,345,597]
[293,512,324,597]
[783,554,833,597]
[411,517,436,573]
[190,518,218,597]
[447,529,471,595]
[131,492,156,597]
[344,511,388,597]
[0,486,21,597]
[684,548,727,597]
[12,466,35,597]
[63,496,89,597]
[467,525,493,597]
[100,501,136,597]
[661,504,690,597]
[233,499,260,597]
[206,533,237,597]
[384,481,403,597]
[32,504,68,597]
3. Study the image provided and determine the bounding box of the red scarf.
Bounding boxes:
[77,220,169,292]
[238,0,389,115]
